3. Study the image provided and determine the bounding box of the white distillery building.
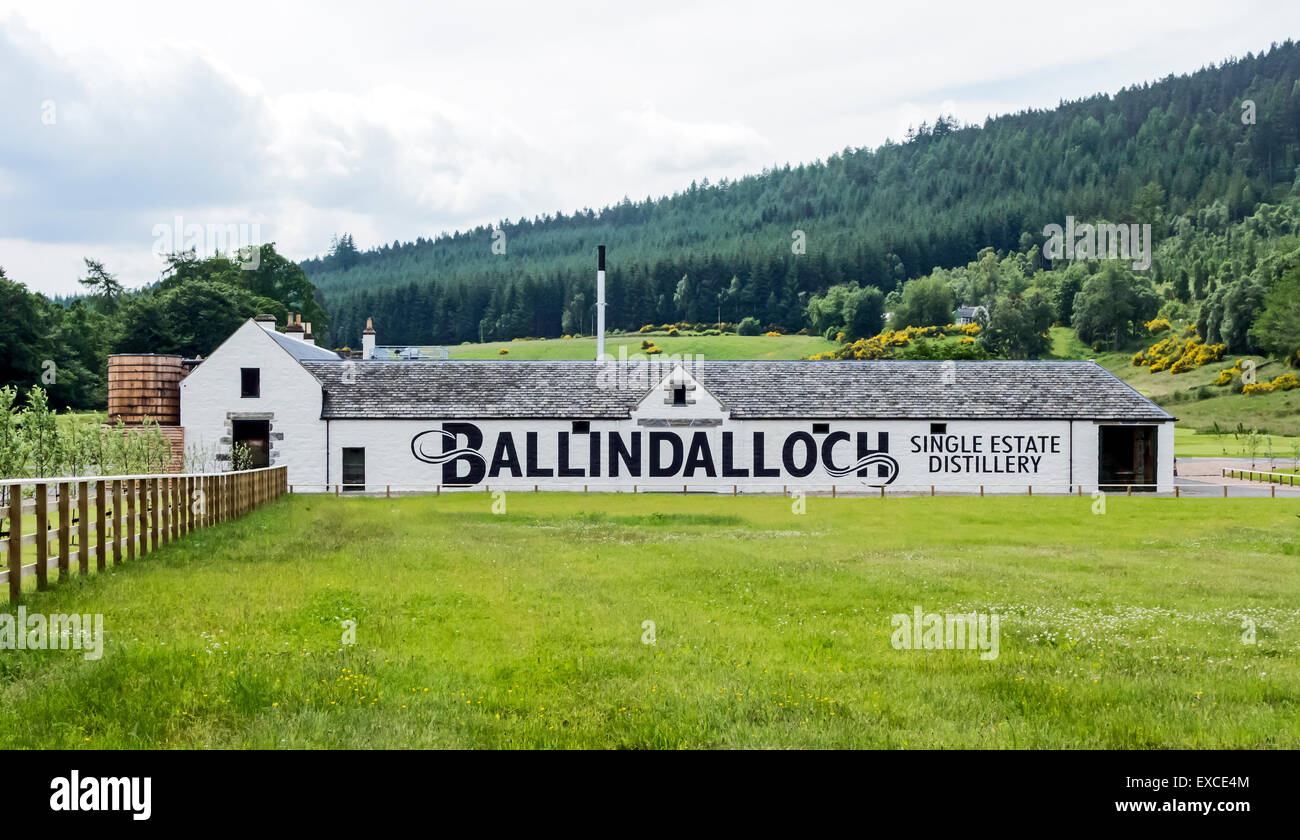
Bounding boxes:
[179,316,1175,494]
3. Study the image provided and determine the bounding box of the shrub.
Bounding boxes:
[764,331,782,337]
[737,317,762,336]
[1245,373,1300,395]
[498,348,509,355]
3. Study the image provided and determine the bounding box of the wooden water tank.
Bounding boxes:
[107,354,184,425]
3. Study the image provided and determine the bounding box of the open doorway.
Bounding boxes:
[232,419,271,469]
[342,447,366,492]
[1099,425,1156,489]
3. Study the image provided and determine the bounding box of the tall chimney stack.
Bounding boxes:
[596,245,606,361]
[362,317,376,360]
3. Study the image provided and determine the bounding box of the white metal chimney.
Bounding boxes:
[595,245,606,361]
[362,317,376,359]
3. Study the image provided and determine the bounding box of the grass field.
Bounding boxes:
[1174,427,1300,460]
[1,492,1297,748]
[446,332,836,360]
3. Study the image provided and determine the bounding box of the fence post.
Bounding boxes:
[137,478,146,552]
[112,479,123,564]
[126,479,136,561]
[78,480,90,575]
[8,481,22,603]
[979,485,984,497]
[96,480,107,571]
[58,483,70,580]
[1175,485,1180,498]
[160,477,170,546]
[35,482,48,590]
[1223,485,1228,498]
[180,475,188,533]
[152,477,161,552]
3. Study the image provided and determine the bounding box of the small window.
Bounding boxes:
[572,420,590,434]
[930,422,947,435]
[812,422,830,434]
[673,386,687,406]
[241,368,260,398]
[342,447,365,492]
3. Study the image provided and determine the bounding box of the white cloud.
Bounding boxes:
[615,102,771,177]
[2,0,1299,294]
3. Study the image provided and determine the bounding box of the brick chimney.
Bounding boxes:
[284,313,305,341]
[362,317,376,359]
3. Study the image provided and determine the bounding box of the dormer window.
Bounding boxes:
[665,379,695,406]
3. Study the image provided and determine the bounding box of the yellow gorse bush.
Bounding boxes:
[1243,372,1300,395]
[809,323,979,360]
[1132,332,1224,374]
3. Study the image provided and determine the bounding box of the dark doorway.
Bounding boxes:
[342,447,366,492]
[1099,425,1156,489]
[232,420,270,469]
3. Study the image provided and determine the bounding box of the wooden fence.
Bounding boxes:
[1,466,287,604]
[1223,468,1300,487]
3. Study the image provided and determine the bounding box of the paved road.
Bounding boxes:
[1175,457,1300,497]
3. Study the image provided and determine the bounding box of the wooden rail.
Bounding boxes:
[0,466,287,603]
[1223,467,1299,487]
[284,480,1295,498]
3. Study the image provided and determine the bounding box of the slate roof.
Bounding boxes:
[268,330,342,361]
[298,360,1172,422]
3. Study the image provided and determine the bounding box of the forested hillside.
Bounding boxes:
[307,41,1300,348]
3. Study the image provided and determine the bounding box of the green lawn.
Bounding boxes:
[1,492,1297,748]
[446,332,836,360]
[1174,427,1300,460]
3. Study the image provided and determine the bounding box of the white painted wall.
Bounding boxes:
[179,320,328,488]
[319,416,1175,494]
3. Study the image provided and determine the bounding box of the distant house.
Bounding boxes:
[956,305,988,325]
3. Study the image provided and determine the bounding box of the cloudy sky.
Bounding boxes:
[3,0,1298,295]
